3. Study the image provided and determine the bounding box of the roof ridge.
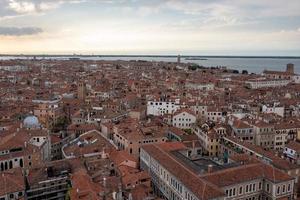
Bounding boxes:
[201,182,207,200]
[271,164,276,182]
[201,163,262,177]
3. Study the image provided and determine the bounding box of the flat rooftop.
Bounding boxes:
[171,150,240,175]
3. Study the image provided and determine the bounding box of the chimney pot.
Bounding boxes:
[208,164,213,173]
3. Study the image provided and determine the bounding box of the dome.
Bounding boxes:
[23,116,40,128]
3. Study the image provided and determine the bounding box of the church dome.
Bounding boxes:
[23,116,40,128]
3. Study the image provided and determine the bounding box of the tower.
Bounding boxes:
[41,64,47,73]
[177,54,181,64]
[286,63,294,74]
[77,82,86,100]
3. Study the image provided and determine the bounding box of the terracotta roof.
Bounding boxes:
[70,169,102,200]
[264,70,294,76]
[109,150,137,167]
[129,184,153,200]
[0,168,25,196]
[50,135,62,144]
[173,108,196,117]
[168,126,188,136]
[202,163,293,186]
[286,141,300,152]
[142,143,225,200]
[232,119,252,129]
[225,136,299,171]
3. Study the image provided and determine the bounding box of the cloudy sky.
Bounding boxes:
[0,0,299,55]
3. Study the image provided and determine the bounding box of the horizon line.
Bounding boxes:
[0,54,300,59]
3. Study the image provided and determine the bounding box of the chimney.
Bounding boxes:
[101,148,107,159]
[207,164,213,173]
[103,177,107,188]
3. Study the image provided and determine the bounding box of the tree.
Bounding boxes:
[51,116,69,132]
[65,183,72,200]
[188,64,199,70]
[242,70,248,74]
[184,129,192,135]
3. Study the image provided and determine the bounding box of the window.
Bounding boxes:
[19,159,23,168]
[239,186,243,194]
[277,186,280,194]
[9,160,13,169]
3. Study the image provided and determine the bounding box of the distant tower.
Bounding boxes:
[177,54,181,64]
[78,82,86,100]
[41,64,47,73]
[286,63,294,74]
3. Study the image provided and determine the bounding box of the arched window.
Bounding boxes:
[19,159,24,168]
[9,160,13,169]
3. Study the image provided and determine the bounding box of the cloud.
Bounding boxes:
[0,0,86,18]
[8,0,36,14]
[0,0,299,54]
[6,0,71,14]
[162,0,300,17]
[0,26,43,36]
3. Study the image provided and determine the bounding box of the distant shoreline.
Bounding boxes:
[0,54,300,59]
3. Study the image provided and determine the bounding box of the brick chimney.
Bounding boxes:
[208,164,213,173]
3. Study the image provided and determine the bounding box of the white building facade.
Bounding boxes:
[172,110,196,129]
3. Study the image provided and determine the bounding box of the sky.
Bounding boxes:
[0,0,299,56]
